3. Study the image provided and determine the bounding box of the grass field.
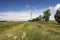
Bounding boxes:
[0,21,60,40]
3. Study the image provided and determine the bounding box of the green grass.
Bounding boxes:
[0,21,60,40]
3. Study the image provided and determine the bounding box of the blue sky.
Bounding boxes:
[0,0,60,21]
[0,0,60,12]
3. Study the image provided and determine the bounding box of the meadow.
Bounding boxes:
[0,21,60,40]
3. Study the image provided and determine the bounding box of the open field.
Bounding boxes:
[0,21,60,40]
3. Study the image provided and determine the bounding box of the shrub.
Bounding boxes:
[43,9,51,22]
[54,9,60,24]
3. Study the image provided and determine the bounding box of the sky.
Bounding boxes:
[0,0,60,21]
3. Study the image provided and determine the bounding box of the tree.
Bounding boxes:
[32,17,39,22]
[43,9,51,22]
[54,8,60,24]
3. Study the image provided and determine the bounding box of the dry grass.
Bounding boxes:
[0,21,60,40]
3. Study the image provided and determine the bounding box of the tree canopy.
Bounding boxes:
[54,8,60,24]
[43,9,51,22]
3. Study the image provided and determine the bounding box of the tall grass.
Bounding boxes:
[0,21,60,40]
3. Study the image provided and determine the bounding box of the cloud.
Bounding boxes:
[0,11,29,21]
[47,3,60,20]
[0,3,60,21]
[0,11,41,21]
[54,3,60,10]
[26,5,30,8]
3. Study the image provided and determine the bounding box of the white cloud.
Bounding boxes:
[0,11,29,21]
[54,3,60,10]
[47,6,55,20]
[0,11,41,21]
[0,3,60,21]
[47,3,60,20]
[26,5,30,8]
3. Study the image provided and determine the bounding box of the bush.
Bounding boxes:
[43,9,51,22]
[31,17,39,22]
[54,9,60,24]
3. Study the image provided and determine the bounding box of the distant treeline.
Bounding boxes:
[0,21,8,22]
[28,8,60,24]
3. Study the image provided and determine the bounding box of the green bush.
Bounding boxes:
[54,9,60,24]
[43,9,51,22]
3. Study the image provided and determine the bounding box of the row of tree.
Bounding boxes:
[29,8,60,24]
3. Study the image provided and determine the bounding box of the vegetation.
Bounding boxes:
[43,9,51,22]
[30,9,51,22]
[0,7,60,40]
[0,21,60,40]
[54,9,60,24]
[31,17,39,22]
